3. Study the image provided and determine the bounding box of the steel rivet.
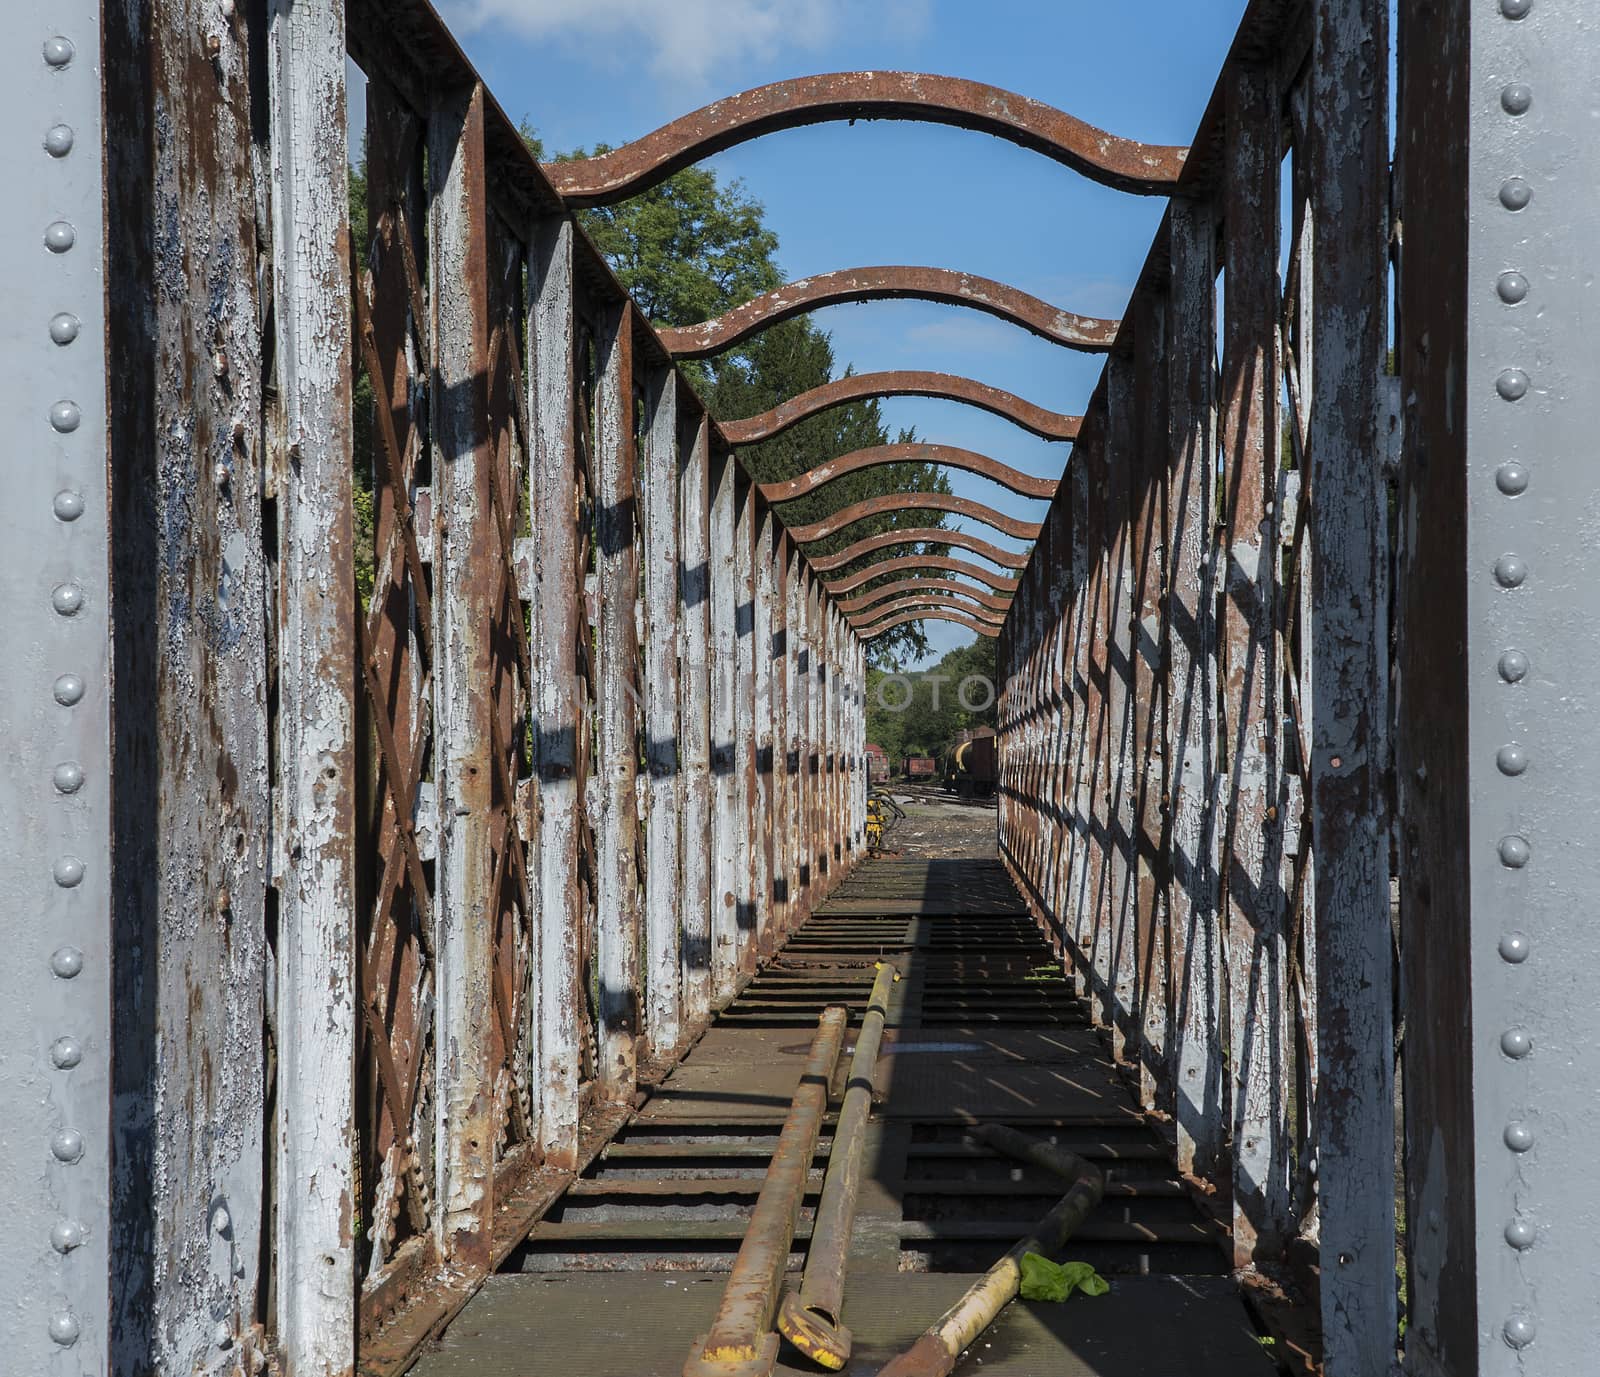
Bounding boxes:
[1501,1027,1532,1058]
[1503,1121,1534,1153]
[53,672,85,705]
[53,583,84,616]
[1495,461,1529,496]
[1501,83,1533,115]
[1497,271,1529,304]
[49,312,80,346]
[1504,1313,1536,1348]
[1505,1216,1537,1250]
[213,461,230,486]
[1496,370,1530,402]
[43,36,76,67]
[1500,0,1531,16]
[1498,835,1530,868]
[51,1128,85,1162]
[48,1310,80,1347]
[45,124,74,158]
[1493,555,1527,588]
[1496,744,1528,776]
[53,490,85,521]
[1499,931,1531,964]
[1498,650,1529,683]
[212,1204,232,1236]
[45,221,76,254]
[51,400,82,433]
[50,1219,86,1253]
[53,855,85,888]
[1499,178,1532,211]
[50,945,84,979]
[215,1324,234,1350]
[50,1035,83,1068]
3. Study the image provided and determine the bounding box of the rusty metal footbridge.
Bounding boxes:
[3,1,1596,1375]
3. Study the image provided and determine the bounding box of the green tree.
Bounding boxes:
[866,637,998,762]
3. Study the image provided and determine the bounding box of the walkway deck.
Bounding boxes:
[413,860,1276,1376]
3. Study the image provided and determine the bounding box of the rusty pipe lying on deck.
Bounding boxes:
[777,960,899,1369]
[684,1005,850,1377]
[876,1124,1106,1377]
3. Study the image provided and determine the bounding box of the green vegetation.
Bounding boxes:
[865,637,997,762]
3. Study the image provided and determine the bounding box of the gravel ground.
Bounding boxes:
[874,789,998,858]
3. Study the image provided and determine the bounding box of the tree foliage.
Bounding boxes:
[865,637,998,762]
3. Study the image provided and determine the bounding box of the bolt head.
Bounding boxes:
[42,36,75,67]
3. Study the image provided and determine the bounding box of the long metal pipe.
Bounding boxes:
[777,961,899,1369]
[684,1006,849,1377]
[877,1125,1105,1377]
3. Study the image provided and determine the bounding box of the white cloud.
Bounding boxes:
[440,0,880,90]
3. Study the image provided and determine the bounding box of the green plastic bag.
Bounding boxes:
[1018,1252,1110,1303]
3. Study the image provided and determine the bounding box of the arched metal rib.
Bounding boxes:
[545,72,1187,206]
[853,591,1007,627]
[759,443,1056,505]
[825,554,1019,595]
[787,493,1042,545]
[659,267,1118,359]
[722,371,1082,445]
[857,608,1001,641]
[807,527,1030,574]
[838,578,1012,615]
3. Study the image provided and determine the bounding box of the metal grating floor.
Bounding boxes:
[412,859,1278,1375]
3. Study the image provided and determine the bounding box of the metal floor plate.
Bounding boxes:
[411,1272,1278,1377]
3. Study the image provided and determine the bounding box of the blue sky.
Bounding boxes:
[430,0,1251,664]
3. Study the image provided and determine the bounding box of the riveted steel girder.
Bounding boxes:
[825,554,1019,596]
[858,608,1000,640]
[807,527,1030,573]
[837,577,1011,615]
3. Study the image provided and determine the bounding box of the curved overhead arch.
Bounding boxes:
[839,578,1012,615]
[723,370,1082,445]
[807,527,1030,574]
[853,592,1006,627]
[787,493,1042,546]
[544,72,1187,206]
[858,609,1001,641]
[825,554,1019,596]
[660,267,1118,359]
[760,443,1056,505]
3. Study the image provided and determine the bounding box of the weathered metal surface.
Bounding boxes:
[859,610,1002,641]
[660,266,1119,359]
[430,80,498,1270]
[807,527,1031,575]
[679,413,714,1028]
[786,493,1041,546]
[758,442,1056,504]
[1219,63,1288,1266]
[266,3,361,1369]
[752,500,776,959]
[1128,287,1169,1112]
[546,71,1186,205]
[93,2,274,1373]
[838,577,1012,616]
[596,300,641,1096]
[530,215,584,1169]
[1307,3,1395,1369]
[682,1007,847,1376]
[723,371,1081,446]
[776,961,896,1368]
[733,472,758,973]
[642,368,683,1055]
[709,451,741,1000]
[1163,197,1223,1181]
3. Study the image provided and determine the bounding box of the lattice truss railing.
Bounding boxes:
[995,7,1396,1370]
